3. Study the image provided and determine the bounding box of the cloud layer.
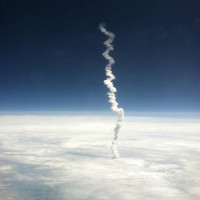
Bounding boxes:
[0,114,200,200]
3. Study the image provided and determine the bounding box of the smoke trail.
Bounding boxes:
[99,23,125,159]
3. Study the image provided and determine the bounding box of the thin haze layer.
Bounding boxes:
[99,23,125,158]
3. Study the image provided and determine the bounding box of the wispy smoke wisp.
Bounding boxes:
[99,23,125,159]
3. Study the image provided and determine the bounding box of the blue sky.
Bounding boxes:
[1,0,200,112]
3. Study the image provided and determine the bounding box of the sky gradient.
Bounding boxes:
[1,0,200,112]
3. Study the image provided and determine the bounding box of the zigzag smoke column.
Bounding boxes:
[99,23,125,159]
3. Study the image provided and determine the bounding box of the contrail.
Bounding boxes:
[99,23,125,159]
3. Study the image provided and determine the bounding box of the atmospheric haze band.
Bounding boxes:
[99,23,125,159]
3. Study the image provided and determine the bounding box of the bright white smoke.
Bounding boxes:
[99,23,125,159]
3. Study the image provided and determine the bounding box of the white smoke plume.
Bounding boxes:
[99,23,125,159]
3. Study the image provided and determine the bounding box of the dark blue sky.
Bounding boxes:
[1,0,200,112]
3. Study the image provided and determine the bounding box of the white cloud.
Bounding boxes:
[0,114,200,200]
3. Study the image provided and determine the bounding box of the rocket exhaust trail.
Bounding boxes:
[99,23,125,159]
